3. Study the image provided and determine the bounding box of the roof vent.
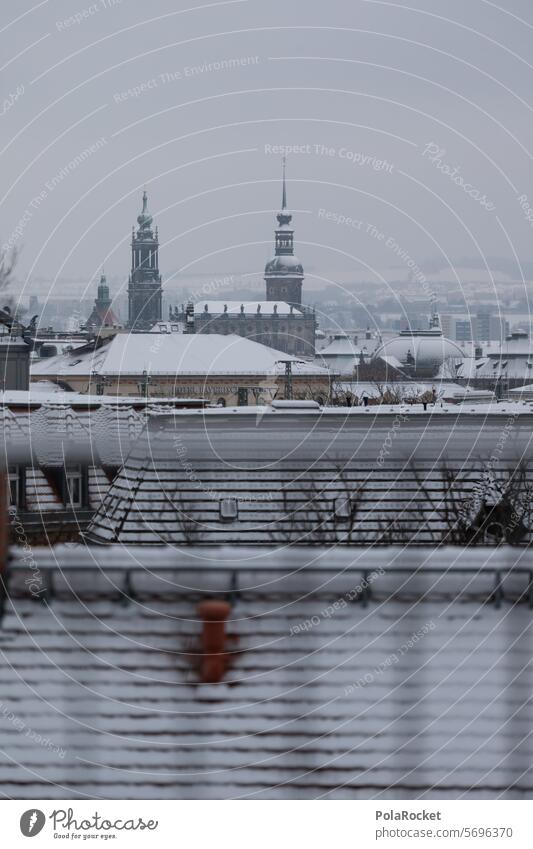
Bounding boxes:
[219,497,238,521]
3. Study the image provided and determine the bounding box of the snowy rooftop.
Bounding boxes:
[31,334,327,377]
[86,405,533,546]
[151,399,531,416]
[485,330,533,357]
[467,354,533,382]
[2,545,533,799]
[455,332,533,383]
[319,334,362,357]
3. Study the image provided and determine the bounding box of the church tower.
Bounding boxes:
[127,189,162,330]
[264,158,304,307]
[96,272,112,312]
[86,271,118,333]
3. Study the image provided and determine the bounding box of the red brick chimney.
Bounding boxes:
[197,599,231,683]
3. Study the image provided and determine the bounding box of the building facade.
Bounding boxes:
[168,300,315,356]
[168,161,316,355]
[127,190,162,330]
[441,312,509,343]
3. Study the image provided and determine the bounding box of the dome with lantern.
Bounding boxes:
[372,315,464,376]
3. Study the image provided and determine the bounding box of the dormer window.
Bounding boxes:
[8,465,25,509]
[65,465,84,508]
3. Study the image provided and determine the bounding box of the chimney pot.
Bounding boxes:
[197,599,231,683]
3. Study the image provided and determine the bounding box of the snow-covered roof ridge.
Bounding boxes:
[32,333,328,378]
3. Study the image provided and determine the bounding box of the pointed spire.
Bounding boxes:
[97,267,110,303]
[429,293,440,331]
[276,156,292,228]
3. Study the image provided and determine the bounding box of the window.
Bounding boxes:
[8,465,25,508]
[219,497,238,521]
[237,387,249,406]
[65,465,83,508]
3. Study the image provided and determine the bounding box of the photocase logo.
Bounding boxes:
[20,809,46,837]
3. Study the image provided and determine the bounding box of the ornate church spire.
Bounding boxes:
[97,270,109,302]
[277,156,292,230]
[86,268,117,333]
[264,159,304,306]
[127,187,162,330]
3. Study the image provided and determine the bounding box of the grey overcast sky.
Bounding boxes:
[2,0,533,305]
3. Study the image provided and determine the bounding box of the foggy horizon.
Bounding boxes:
[3,0,533,311]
